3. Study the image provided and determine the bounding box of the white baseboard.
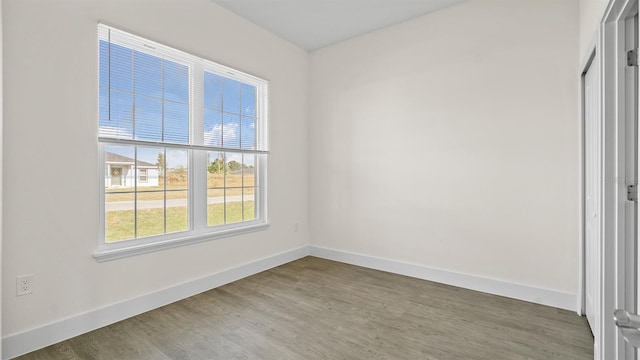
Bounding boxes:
[2,246,310,360]
[309,246,577,312]
[3,245,578,359]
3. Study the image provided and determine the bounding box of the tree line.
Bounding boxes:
[155,152,253,175]
[208,154,253,174]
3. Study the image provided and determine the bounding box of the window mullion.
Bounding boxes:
[191,62,207,232]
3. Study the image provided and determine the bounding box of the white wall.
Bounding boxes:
[3,0,308,339]
[309,0,580,294]
[2,0,592,354]
[579,0,609,56]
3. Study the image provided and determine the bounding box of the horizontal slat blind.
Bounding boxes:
[98,24,269,153]
[98,26,191,145]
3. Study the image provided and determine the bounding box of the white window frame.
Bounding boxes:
[138,169,148,183]
[95,24,269,262]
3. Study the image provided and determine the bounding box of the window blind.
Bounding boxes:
[98,24,268,154]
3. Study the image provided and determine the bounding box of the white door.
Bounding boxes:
[111,167,123,187]
[628,13,638,360]
[620,12,638,360]
[605,2,640,359]
[613,10,639,360]
[584,55,601,335]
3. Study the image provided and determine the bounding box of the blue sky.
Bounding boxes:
[99,41,257,167]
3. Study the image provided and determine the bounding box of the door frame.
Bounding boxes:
[580,40,599,344]
[599,0,639,359]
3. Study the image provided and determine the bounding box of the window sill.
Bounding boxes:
[94,222,270,262]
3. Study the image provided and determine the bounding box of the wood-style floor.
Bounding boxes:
[16,257,593,360]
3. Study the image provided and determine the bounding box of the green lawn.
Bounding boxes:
[106,201,255,242]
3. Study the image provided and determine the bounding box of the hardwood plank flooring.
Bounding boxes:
[15,257,593,360]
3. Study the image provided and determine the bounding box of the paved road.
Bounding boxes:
[106,195,253,211]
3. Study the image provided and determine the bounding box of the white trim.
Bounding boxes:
[579,42,600,360]
[2,246,309,360]
[97,24,268,90]
[600,1,639,359]
[309,246,577,311]
[94,222,270,262]
[99,137,269,155]
[578,45,597,317]
[581,31,600,74]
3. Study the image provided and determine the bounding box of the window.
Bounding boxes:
[139,169,148,183]
[97,24,268,261]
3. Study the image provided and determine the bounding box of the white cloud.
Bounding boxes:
[226,153,243,164]
[166,149,188,169]
[204,123,238,147]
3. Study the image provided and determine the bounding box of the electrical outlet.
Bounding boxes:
[16,275,34,296]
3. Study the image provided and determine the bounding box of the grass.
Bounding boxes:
[106,201,255,242]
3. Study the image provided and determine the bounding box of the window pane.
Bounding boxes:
[105,144,134,186]
[109,43,133,92]
[243,187,255,221]
[223,78,241,114]
[99,40,110,89]
[166,149,188,190]
[165,148,189,233]
[207,188,224,226]
[136,189,165,238]
[225,151,242,225]
[99,88,109,128]
[164,60,189,103]
[104,145,190,242]
[241,83,256,117]
[204,72,223,111]
[226,153,243,185]
[105,144,135,242]
[105,192,134,242]
[204,109,222,147]
[134,51,162,98]
[136,147,163,238]
[136,147,162,188]
[207,152,226,182]
[164,101,189,143]
[241,116,256,150]
[134,95,162,141]
[225,189,243,224]
[167,190,188,234]
[243,154,256,187]
[100,90,133,139]
[222,113,240,148]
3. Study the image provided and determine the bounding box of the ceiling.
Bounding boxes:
[210,0,465,51]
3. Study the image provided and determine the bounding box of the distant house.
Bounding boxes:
[105,152,159,188]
